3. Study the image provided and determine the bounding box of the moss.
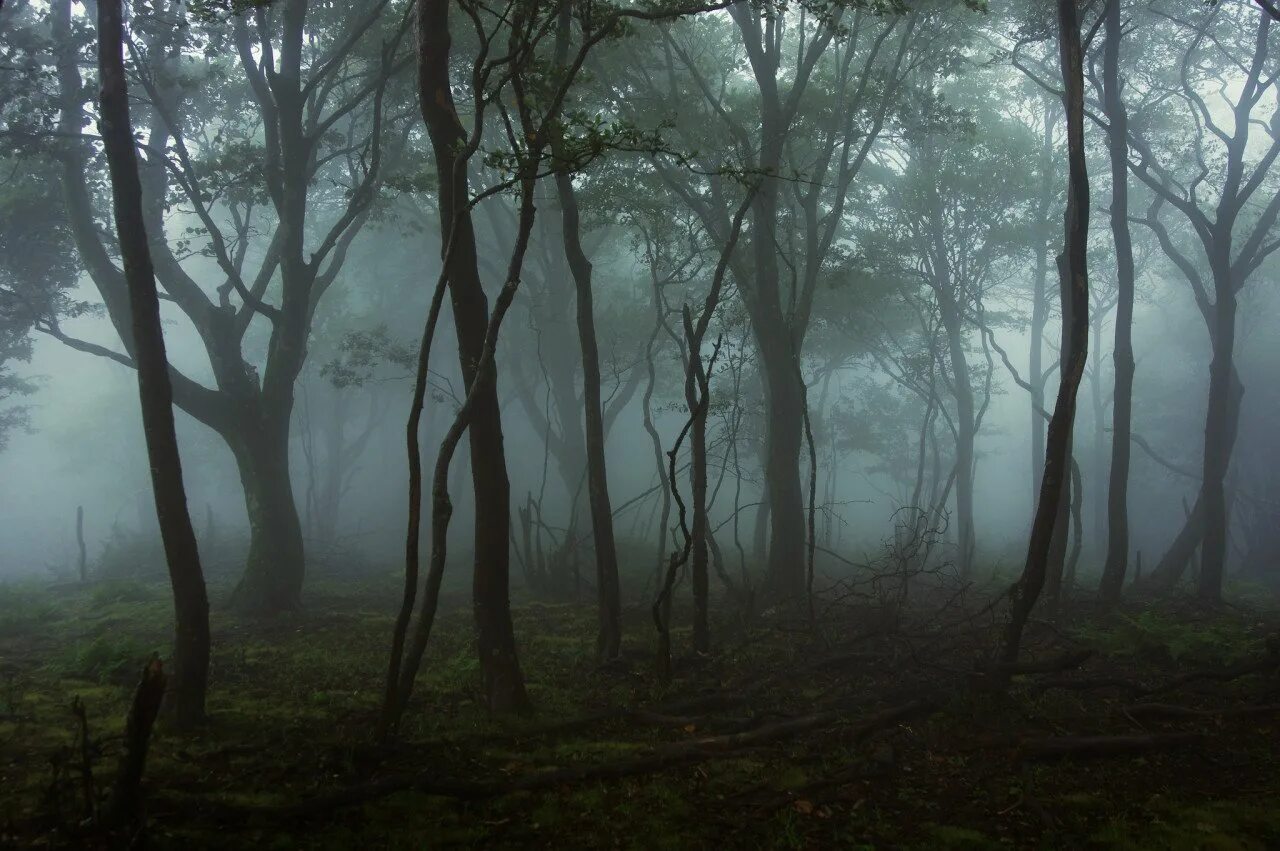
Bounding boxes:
[1091,800,1280,850]
[917,823,1001,849]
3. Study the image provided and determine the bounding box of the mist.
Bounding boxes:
[2,0,1279,845]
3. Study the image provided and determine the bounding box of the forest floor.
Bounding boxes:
[2,568,1279,849]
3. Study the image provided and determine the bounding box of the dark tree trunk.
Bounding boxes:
[1029,102,1057,506]
[229,417,306,612]
[1002,0,1090,664]
[96,0,210,728]
[757,315,807,598]
[689,384,711,653]
[415,0,527,713]
[1097,0,1137,603]
[554,169,623,661]
[941,305,976,578]
[1198,269,1241,601]
[1044,450,1073,610]
[76,505,87,582]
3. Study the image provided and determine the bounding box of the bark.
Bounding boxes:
[229,418,305,612]
[1002,0,1090,665]
[940,303,977,578]
[414,0,527,713]
[102,657,167,830]
[687,348,711,654]
[1097,0,1137,603]
[555,153,622,659]
[640,265,673,590]
[1029,102,1057,505]
[1127,13,1278,600]
[1043,452,1073,610]
[52,0,401,616]
[655,195,753,672]
[96,0,209,727]
[1197,266,1241,600]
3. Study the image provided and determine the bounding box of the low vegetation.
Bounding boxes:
[3,571,1278,848]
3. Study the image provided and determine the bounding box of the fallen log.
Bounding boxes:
[263,699,937,817]
[1018,732,1200,761]
[1038,646,1278,697]
[1121,702,1280,722]
[994,649,1094,676]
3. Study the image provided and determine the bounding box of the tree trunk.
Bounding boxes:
[554,170,622,661]
[1044,448,1073,610]
[416,0,527,713]
[1198,274,1241,601]
[689,390,711,653]
[1029,101,1057,507]
[1148,322,1243,594]
[229,414,306,613]
[757,319,807,599]
[76,505,87,583]
[942,308,976,578]
[1097,0,1137,603]
[96,0,210,728]
[1001,0,1090,665]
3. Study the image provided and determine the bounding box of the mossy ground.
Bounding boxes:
[2,572,1278,849]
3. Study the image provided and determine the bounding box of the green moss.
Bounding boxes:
[1074,608,1264,665]
[50,633,158,683]
[1092,800,1280,850]
[918,823,1000,849]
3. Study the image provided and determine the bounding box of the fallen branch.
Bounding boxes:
[993,649,1094,676]
[1039,645,1278,697]
[264,699,936,816]
[1121,702,1280,722]
[1018,732,1200,761]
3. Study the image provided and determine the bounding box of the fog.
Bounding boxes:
[2,0,1279,844]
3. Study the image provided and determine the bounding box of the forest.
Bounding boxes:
[1,0,1279,846]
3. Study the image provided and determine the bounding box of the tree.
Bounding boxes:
[618,2,937,598]
[96,0,210,727]
[38,0,410,613]
[1124,3,1280,600]
[864,83,1034,578]
[1001,0,1090,664]
[1094,0,1137,602]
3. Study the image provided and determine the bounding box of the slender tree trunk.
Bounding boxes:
[1089,334,1106,550]
[1002,0,1090,665]
[96,0,209,727]
[689,384,711,653]
[942,308,976,578]
[1044,449,1073,609]
[1148,319,1243,593]
[76,505,87,583]
[1198,269,1241,601]
[555,170,622,661]
[1097,0,1136,603]
[1029,103,1056,506]
[415,0,527,713]
[753,476,770,561]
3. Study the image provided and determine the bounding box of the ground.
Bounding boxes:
[2,569,1279,849]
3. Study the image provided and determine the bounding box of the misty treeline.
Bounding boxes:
[1,0,1279,732]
